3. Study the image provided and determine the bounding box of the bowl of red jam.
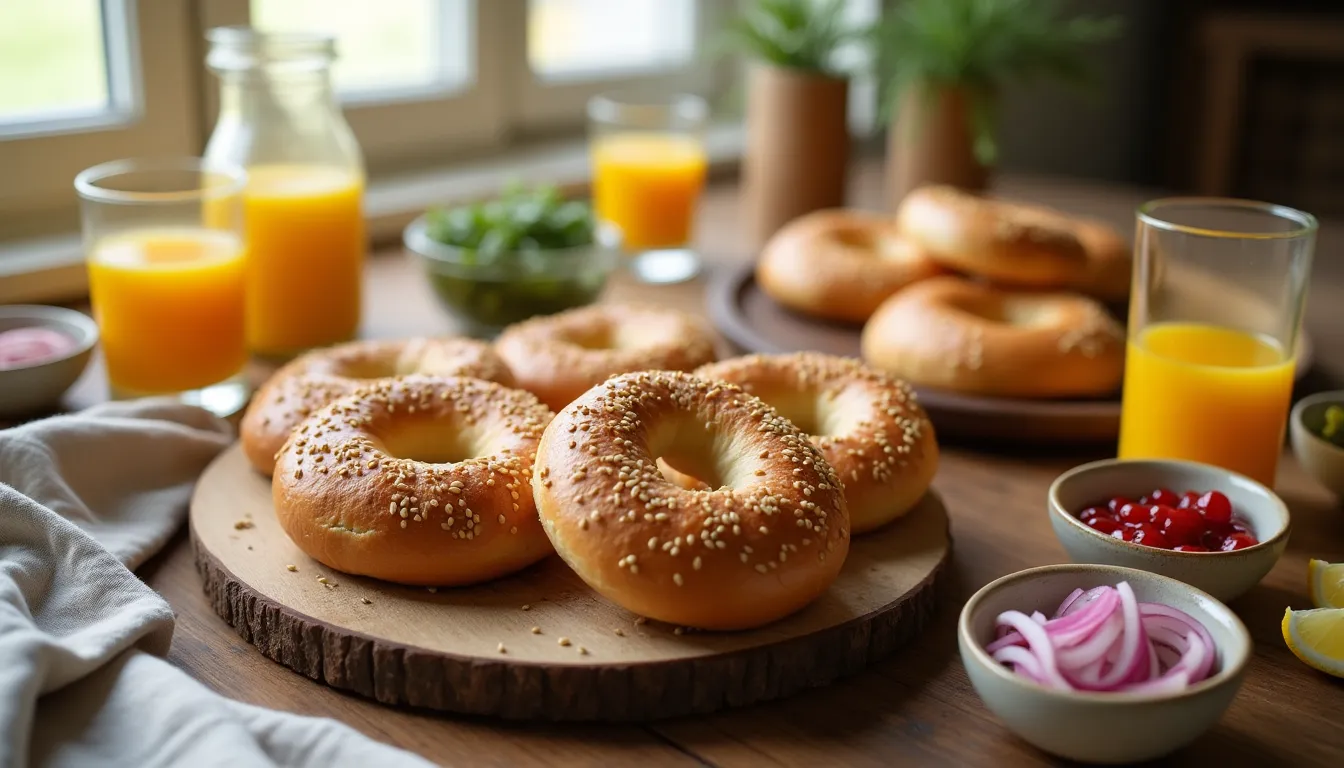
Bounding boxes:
[0,305,98,418]
[1048,459,1289,602]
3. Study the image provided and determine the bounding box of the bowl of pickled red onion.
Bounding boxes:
[1048,458,1290,602]
[958,563,1251,764]
[0,305,98,418]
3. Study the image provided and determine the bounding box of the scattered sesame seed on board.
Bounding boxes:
[521,604,531,611]
[360,597,372,605]
[578,646,589,655]
[316,576,328,584]
[557,637,571,647]
[233,519,254,530]
[285,564,298,572]
[497,643,507,654]
[634,617,647,626]
[427,586,438,593]
[530,626,541,634]
[613,628,625,637]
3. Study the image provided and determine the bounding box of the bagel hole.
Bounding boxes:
[335,359,402,379]
[647,417,747,491]
[375,422,482,464]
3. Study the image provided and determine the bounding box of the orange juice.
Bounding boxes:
[1118,322,1295,486]
[591,133,706,250]
[88,228,246,394]
[242,165,364,357]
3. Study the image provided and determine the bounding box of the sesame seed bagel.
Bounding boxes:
[694,353,938,533]
[241,337,513,476]
[494,304,718,412]
[533,371,850,630]
[896,185,1089,289]
[861,276,1125,399]
[272,375,554,586]
[756,209,945,323]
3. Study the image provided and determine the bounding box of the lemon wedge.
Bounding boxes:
[1282,607,1344,677]
[1309,559,1344,609]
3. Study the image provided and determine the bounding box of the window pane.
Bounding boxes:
[529,0,696,80]
[251,0,471,97]
[0,0,108,125]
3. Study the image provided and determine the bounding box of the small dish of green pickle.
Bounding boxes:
[404,184,620,337]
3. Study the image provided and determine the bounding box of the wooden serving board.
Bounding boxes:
[190,444,950,721]
[706,263,1315,445]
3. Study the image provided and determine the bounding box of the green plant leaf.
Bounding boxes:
[717,0,864,75]
[872,0,1123,164]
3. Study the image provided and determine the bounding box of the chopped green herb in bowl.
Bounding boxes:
[1320,405,1344,448]
[404,185,620,337]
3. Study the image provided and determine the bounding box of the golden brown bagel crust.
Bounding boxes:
[896,185,1088,289]
[756,209,945,323]
[1069,217,1132,303]
[494,304,718,412]
[533,371,849,630]
[272,375,554,586]
[241,337,512,476]
[695,353,938,533]
[860,276,1125,399]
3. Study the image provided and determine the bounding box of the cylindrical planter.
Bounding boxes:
[887,84,990,208]
[742,63,850,248]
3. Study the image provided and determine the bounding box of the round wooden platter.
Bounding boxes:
[706,262,1314,444]
[190,444,951,721]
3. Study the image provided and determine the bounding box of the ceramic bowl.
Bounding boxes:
[0,305,98,417]
[1289,391,1344,498]
[1048,458,1289,602]
[959,563,1251,764]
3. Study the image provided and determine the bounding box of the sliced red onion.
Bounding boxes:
[983,581,1217,695]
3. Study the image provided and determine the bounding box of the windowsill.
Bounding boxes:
[0,122,746,305]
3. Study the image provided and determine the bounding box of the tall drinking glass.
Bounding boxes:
[588,92,708,284]
[74,158,250,416]
[1118,198,1317,486]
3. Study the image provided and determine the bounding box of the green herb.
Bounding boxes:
[423,182,594,256]
[873,0,1123,165]
[1322,405,1344,446]
[415,184,610,334]
[719,0,863,75]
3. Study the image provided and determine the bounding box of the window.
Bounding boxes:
[251,0,473,102]
[0,0,198,241]
[528,0,697,81]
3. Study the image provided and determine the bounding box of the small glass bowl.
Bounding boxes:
[403,214,620,338]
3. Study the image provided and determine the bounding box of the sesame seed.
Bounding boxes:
[285,564,298,572]
[521,604,531,611]
[558,637,571,647]
[360,597,372,605]
[531,626,541,634]
[497,643,507,654]
[673,573,684,586]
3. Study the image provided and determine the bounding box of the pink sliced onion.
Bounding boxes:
[983,580,1217,694]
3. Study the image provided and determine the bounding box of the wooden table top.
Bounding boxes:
[72,161,1344,766]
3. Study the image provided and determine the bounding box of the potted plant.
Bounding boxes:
[875,0,1122,207]
[723,0,864,246]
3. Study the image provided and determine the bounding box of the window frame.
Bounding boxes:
[509,0,731,132]
[0,0,201,240]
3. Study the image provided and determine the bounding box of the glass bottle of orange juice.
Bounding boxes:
[204,27,365,359]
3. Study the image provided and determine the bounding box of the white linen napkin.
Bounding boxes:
[0,399,434,768]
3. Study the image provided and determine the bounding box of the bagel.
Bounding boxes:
[494,304,718,412]
[756,209,944,323]
[695,353,938,533]
[272,375,554,586]
[1069,217,1132,303]
[532,370,850,630]
[896,185,1088,289]
[241,337,512,476]
[861,276,1125,399]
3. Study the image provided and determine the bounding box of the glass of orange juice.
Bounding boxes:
[1118,198,1318,486]
[588,92,708,284]
[74,158,249,416]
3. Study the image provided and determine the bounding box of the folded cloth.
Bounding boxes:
[0,400,433,768]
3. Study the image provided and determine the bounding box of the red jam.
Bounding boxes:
[1076,489,1259,552]
[0,327,76,370]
